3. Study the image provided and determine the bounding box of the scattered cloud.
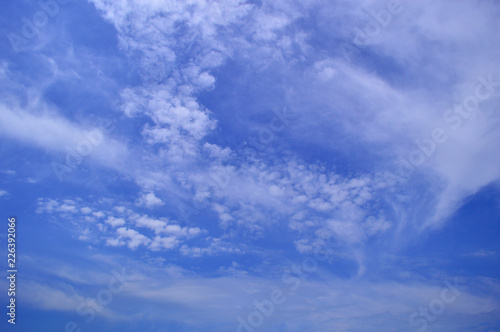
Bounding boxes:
[1,0,499,330]
[135,191,164,208]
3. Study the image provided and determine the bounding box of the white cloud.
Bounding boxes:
[179,238,242,257]
[106,237,125,247]
[4,2,500,331]
[0,169,16,176]
[114,206,126,214]
[93,211,105,218]
[363,216,391,236]
[114,227,151,250]
[464,250,496,258]
[150,236,178,251]
[0,102,131,178]
[8,1,499,301]
[105,216,126,228]
[81,207,92,214]
[16,249,500,331]
[135,191,164,208]
[23,281,87,312]
[26,177,37,184]
[36,198,62,214]
[188,227,202,237]
[57,203,77,213]
[0,103,82,152]
[133,215,166,234]
[35,196,207,253]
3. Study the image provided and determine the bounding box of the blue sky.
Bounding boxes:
[0,0,499,331]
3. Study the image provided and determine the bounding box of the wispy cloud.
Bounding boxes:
[1,0,499,330]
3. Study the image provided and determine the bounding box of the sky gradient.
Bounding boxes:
[0,0,499,331]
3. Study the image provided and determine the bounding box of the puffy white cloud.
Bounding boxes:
[135,191,164,208]
[150,236,178,251]
[93,211,105,218]
[36,198,78,214]
[105,216,126,228]
[36,196,207,254]
[133,215,167,234]
[114,227,151,250]
[80,207,92,214]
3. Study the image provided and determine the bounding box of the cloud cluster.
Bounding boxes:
[36,197,207,254]
[17,0,497,262]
